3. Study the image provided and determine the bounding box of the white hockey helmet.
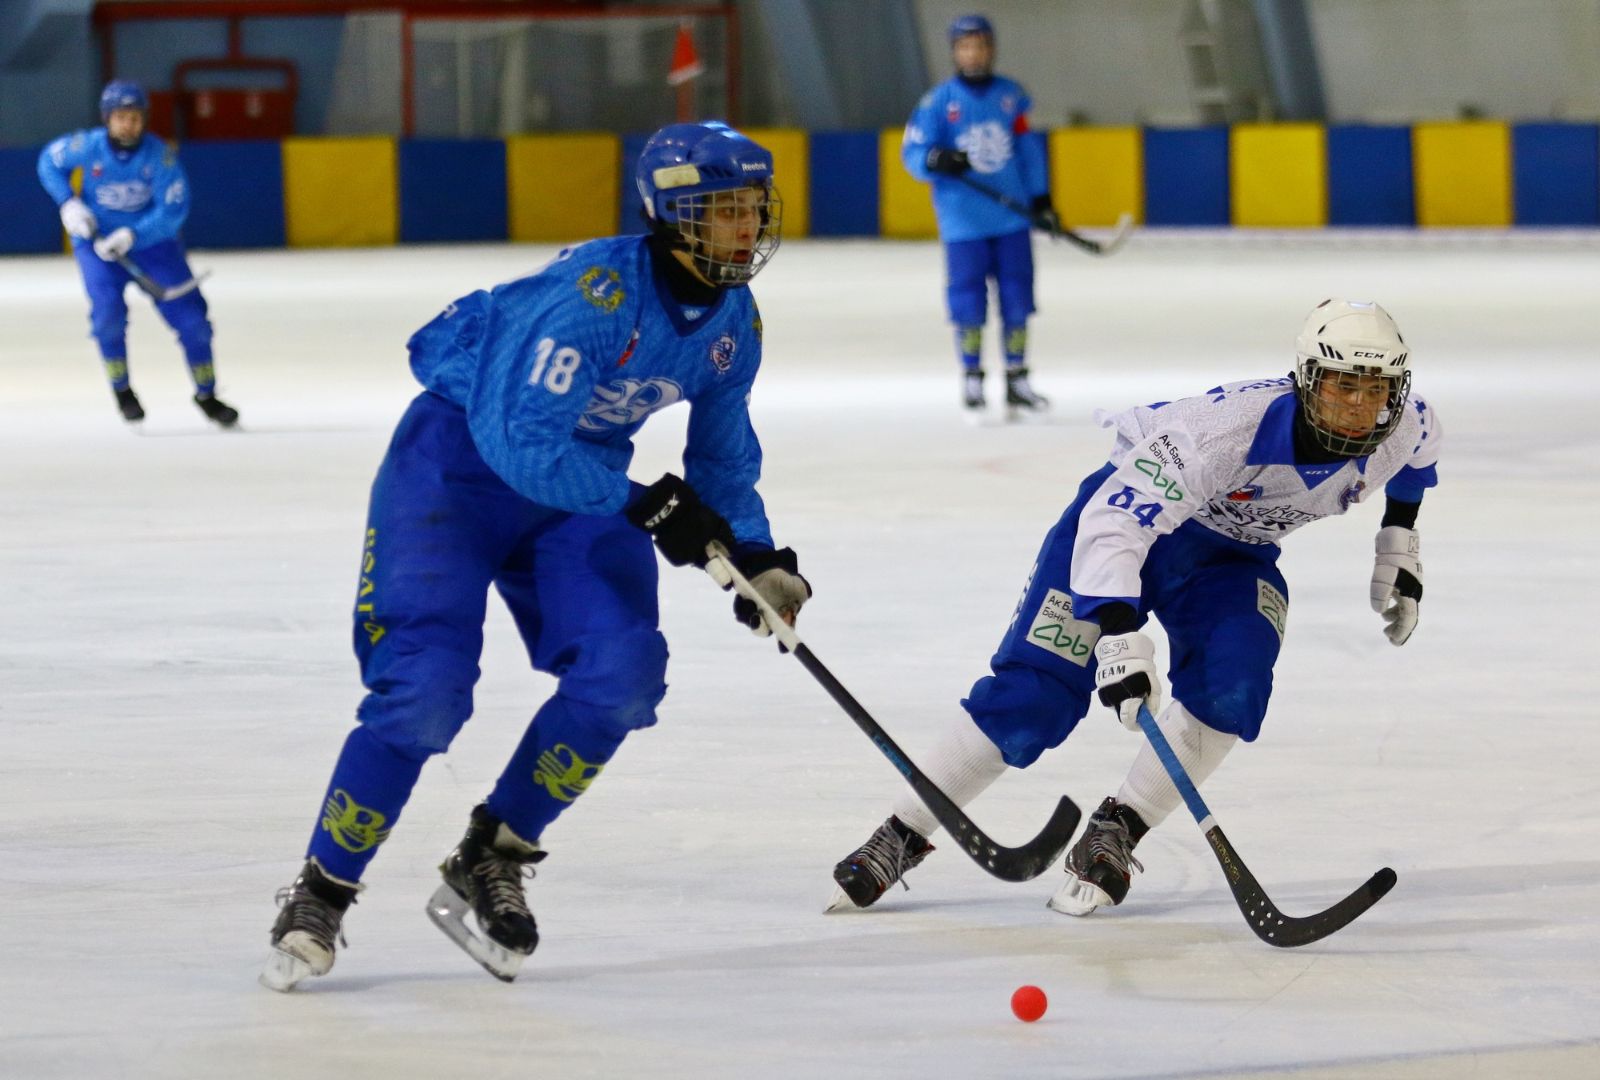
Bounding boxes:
[1292,298,1413,457]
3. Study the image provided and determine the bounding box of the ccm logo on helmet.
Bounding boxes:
[1351,350,1388,359]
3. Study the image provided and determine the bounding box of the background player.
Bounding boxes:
[902,13,1056,419]
[261,121,811,991]
[37,80,238,428]
[828,299,1439,916]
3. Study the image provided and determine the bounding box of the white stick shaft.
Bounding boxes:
[705,542,804,652]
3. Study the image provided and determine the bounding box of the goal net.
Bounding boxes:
[326,7,734,138]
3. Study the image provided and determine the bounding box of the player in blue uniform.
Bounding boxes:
[902,14,1055,417]
[37,81,238,428]
[261,122,811,992]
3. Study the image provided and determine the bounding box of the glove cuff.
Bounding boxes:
[1374,525,1419,556]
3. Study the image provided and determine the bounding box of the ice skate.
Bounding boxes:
[826,815,935,912]
[194,392,239,429]
[114,387,145,423]
[260,858,359,992]
[1004,366,1050,419]
[961,369,987,423]
[1048,796,1148,916]
[427,803,545,981]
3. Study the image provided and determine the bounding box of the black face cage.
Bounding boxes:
[670,183,783,285]
[1295,362,1413,458]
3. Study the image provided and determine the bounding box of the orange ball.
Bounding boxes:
[1010,984,1047,1022]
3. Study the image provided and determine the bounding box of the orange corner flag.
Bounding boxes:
[668,22,705,86]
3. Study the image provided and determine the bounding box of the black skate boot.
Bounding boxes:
[1004,366,1050,415]
[426,803,545,981]
[115,387,145,423]
[1048,796,1148,916]
[962,369,986,418]
[194,392,239,429]
[828,815,936,911]
[261,858,360,992]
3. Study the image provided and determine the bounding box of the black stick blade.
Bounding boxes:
[1207,825,1397,947]
[931,794,1081,882]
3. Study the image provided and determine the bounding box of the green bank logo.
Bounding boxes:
[1256,579,1288,642]
[1025,588,1100,667]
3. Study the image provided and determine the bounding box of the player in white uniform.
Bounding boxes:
[829,299,1440,914]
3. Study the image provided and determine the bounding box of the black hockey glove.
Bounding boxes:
[1029,194,1062,234]
[925,147,971,175]
[730,547,812,638]
[626,473,736,569]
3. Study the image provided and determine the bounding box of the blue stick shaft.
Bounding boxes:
[1135,703,1212,824]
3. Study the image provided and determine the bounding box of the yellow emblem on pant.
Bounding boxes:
[533,744,602,802]
[321,789,392,853]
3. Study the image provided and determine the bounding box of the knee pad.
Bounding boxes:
[555,629,669,735]
[89,307,128,356]
[163,295,213,356]
[357,656,478,758]
[1184,683,1271,743]
[961,661,1088,768]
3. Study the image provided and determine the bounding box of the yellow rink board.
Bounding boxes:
[507,134,620,242]
[282,137,397,247]
[878,128,937,239]
[1412,122,1512,226]
[1231,123,1326,227]
[740,128,808,239]
[1050,126,1143,227]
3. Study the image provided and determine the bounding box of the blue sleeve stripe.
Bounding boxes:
[1384,463,1438,502]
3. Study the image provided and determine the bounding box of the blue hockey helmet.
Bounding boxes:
[948,14,995,44]
[635,121,782,286]
[99,79,149,118]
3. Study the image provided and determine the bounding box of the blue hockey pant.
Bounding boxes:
[74,238,214,392]
[944,228,1036,368]
[964,463,1290,768]
[307,392,668,881]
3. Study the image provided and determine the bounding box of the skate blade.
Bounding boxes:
[259,946,318,992]
[823,886,862,914]
[1047,878,1113,917]
[426,883,529,983]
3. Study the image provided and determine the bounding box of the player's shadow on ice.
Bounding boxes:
[134,422,379,437]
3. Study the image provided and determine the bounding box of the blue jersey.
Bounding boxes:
[902,75,1048,242]
[37,129,191,252]
[407,235,773,546]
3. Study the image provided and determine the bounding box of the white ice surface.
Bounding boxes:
[3,233,1598,1079]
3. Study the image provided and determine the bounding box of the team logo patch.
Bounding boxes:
[1338,479,1367,511]
[1227,485,1262,502]
[1256,580,1288,643]
[321,789,392,853]
[91,163,103,178]
[1024,588,1100,666]
[709,334,736,373]
[956,120,1014,174]
[577,266,624,312]
[534,744,603,803]
[577,376,684,431]
[946,101,961,123]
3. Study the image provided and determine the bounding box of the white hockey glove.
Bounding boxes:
[94,227,135,261]
[1371,526,1423,646]
[1094,631,1163,732]
[59,197,97,240]
[730,547,811,638]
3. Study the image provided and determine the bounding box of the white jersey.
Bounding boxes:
[1070,377,1442,604]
